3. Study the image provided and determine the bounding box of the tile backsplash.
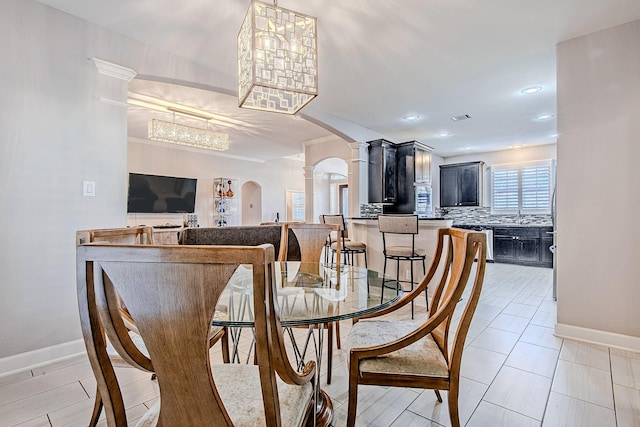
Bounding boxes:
[435,207,552,226]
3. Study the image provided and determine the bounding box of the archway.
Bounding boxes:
[313,157,349,221]
[241,181,262,225]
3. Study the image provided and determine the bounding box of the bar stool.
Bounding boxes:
[378,214,427,318]
[321,214,368,268]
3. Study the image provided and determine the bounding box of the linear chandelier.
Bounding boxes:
[238,0,318,115]
[148,108,229,151]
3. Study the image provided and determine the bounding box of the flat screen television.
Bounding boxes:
[127,173,197,213]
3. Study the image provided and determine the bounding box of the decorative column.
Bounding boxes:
[348,141,368,217]
[303,165,315,223]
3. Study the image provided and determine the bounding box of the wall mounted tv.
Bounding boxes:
[127,173,197,213]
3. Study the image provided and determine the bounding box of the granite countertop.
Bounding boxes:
[350,217,450,220]
[453,223,552,228]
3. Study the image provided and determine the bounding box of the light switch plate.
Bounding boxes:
[83,180,96,197]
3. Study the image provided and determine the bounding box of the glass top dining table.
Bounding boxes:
[212,261,403,328]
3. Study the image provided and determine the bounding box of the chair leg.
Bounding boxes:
[448,382,461,427]
[335,320,341,349]
[347,371,359,426]
[434,389,443,403]
[410,259,415,320]
[327,323,333,385]
[221,326,230,363]
[381,256,388,303]
[90,387,103,427]
[422,258,428,311]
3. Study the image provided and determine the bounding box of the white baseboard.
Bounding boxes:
[0,339,86,377]
[555,323,640,352]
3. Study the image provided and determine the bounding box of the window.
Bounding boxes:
[491,160,554,214]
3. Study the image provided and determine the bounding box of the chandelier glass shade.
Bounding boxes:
[148,119,229,151]
[238,0,318,114]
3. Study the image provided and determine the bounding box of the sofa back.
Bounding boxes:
[178,225,301,261]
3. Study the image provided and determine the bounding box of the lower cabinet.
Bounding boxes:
[493,227,552,268]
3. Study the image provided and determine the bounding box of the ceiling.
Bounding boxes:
[40,0,640,160]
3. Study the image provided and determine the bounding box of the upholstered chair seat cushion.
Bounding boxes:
[332,241,366,251]
[384,245,427,257]
[106,331,149,364]
[348,319,448,377]
[136,364,313,427]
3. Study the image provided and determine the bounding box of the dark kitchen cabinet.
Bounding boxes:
[386,140,432,214]
[493,226,552,267]
[439,161,483,207]
[368,139,397,203]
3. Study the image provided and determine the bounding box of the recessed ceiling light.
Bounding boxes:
[535,113,555,121]
[451,114,472,121]
[511,144,524,149]
[436,131,451,138]
[460,146,474,151]
[403,114,420,122]
[521,86,542,95]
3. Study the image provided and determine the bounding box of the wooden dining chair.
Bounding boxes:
[77,243,315,426]
[278,222,343,384]
[346,228,487,427]
[78,226,228,426]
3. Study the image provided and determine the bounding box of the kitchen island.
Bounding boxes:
[347,217,453,277]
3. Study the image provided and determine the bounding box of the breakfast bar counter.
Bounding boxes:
[348,217,453,276]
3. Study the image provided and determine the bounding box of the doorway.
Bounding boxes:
[241,181,262,225]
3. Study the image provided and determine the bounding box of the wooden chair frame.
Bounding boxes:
[347,228,487,427]
[278,222,343,384]
[77,243,315,426]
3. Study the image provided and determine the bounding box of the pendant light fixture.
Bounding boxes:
[148,108,229,151]
[238,0,318,114]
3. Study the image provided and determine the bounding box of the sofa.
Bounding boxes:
[178,225,301,261]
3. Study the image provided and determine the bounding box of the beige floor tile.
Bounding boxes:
[489,313,531,334]
[551,360,614,409]
[460,345,507,385]
[469,327,520,355]
[389,410,442,426]
[467,401,540,427]
[611,349,640,389]
[505,342,560,378]
[0,370,32,387]
[0,382,87,427]
[480,294,513,309]
[47,397,99,427]
[342,385,419,427]
[613,383,640,427]
[484,366,552,420]
[512,293,544,307]
[30,354,89,377]
[529,310,556,328]
[13,416,51,427]
[559,340,610,371]
[0,362,93,406]
[502,303,538,319]
[407,377,487,427]
[542,391,616,427]
[519,325,563,350]
[94,403,149,427]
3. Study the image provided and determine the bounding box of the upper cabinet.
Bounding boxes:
[368,139,397,203]
[439,161,484,207]
[388,141,433,214]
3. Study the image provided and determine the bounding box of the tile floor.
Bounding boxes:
[1,263,639,426]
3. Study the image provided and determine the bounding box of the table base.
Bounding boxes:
[308,389,333,427]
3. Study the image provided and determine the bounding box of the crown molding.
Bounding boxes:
[91,58,137,81]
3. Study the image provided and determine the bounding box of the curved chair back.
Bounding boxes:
[77,243,313,426]
[278,222,340,264]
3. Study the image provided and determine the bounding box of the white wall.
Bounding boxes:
[0,0,304,368]
[127,141,305,227]
[440,144,557,207]
[556,19,640,347]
